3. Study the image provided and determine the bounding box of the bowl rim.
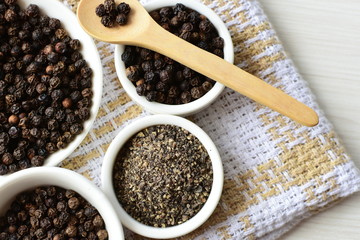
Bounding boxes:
[0,167,124,240]
[101,114,224,239]
[0,0,103,179]
[114,0,234,116]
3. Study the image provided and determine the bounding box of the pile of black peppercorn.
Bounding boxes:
[0,186,108,240]
[0,0,93,175]
[122,3,225,105]
[95,0,131,28]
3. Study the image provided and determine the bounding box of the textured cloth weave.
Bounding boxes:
[60,0,360,239]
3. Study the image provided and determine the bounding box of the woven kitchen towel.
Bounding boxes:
[59,0,360,239]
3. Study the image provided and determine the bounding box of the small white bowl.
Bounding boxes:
[101,114,223,239]
[114,0,234,116]
[0,167,124,239]
[0,0,103,179]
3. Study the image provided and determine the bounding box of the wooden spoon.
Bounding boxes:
[77,0,319,127]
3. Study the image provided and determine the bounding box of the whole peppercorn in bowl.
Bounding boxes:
[0,0,103,177]
[114,0,234,116]
[0,167,124,239]
[102,115,224,239]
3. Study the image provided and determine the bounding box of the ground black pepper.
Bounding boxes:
[122,4,224,104]
[113,124,213,227]
[0,186,108,239]
[0,0,93,175]
[96,1,131,28]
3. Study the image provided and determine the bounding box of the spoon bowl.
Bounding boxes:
[78,0,152,45]
[77,0,319,127]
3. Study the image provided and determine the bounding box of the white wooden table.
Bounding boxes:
[256,0,360,239]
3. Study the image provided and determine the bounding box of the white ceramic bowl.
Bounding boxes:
[101,114,223,239]
[0,167,124,239]
[0,0,103,179]
[114,0,234,116]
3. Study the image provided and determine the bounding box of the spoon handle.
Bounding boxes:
[137,23,318,127]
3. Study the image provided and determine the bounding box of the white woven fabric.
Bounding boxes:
[59,0,360,239]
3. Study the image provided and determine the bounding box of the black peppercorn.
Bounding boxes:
[212,36,224,49]
[202,81,213,92]
[168,86,180,98]
[0,3,6,13]
[141,61,153,72]
[36,83,47,94]
[46,51,58,63]
[69,39,80,50]
[42,44,54,55]
[101,15,113,27]
[183,67,193,79]
[30,128,40,138]
[155,81,169,92]
[95,4,106,17]
[25,4,40,18]
[45,107,55,118]
[48,17,61,29]
[213,48,224,58]
[103,0,115,12]
[78,107,90,120]
[80,66,92,78]
[199,19,213,33]
[64,225,77,238]
[30,115,42,126]
[51,89,64,101]
[48,119,59,131]
[55,110,65,122]
[74,59,86,69]
[116,13,127,25]
[190,76,202,87]
[68,197,80,210]
[54,42,66,54]
[191,86,205,99]
[77,98,90,108]
[144,71,158,83]
[49,76,61,89]
[9,126,20,138]
[3,62,15,72]
[159,69,172,83]
[159,7,173,18]
[62,98,72,109]
[2,153,14,165]
[180,31,192,41]
[13,147,25,160]
[55,28,67,40]
[125,65,141,82]
[70,123,83,135]
[136,84,146,96]
[181,91,192,103]
[70,91,82,102]
[32,29,43,41]
[117,2,131,15]
[154,58,165,70]
[4,9,17,22]
[31,155,44,166]
[0,132,10,145]
[140,48,153,60]
[0,164,8,175]
[8,114,19,125]
[146,91,157,101]
[121,46,136,66]
[10,45,21,56]
[45,143,57,153]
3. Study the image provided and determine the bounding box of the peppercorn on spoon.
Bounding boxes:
[77,0,319,127]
